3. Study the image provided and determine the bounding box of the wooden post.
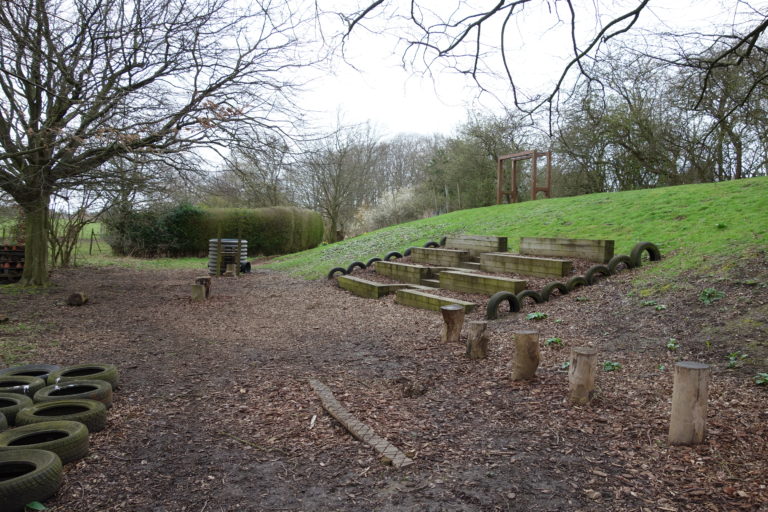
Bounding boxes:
[669,361,711,445]
[568,347,598,405]
[511,330,539,380]
[440,305,465,343]
[224,263,236,277]
[466,321,489,359]
[191,284,206,302]
[195,276,212,298]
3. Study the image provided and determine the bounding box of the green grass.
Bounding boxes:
[263,177,768,281]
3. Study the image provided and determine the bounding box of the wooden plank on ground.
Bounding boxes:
[309,379,415,468]
[410,247,470,267]
[519,237,614,263]
[337,275,412,299]
[373,261,432,284]
[445,235,508,259]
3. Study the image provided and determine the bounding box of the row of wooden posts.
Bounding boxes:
[190,264,241,301]
[440,305,710,446]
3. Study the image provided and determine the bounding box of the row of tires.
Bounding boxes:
[486,242,661,320]
[327,238,445,279]
[0,363,119,512]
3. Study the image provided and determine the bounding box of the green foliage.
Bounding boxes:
[726,351,748,369]
[641,300,657,307]
[754,373,768,385]
[657,364,666,371]
[666,338,679,351]
[103,204,323,257]
[526,312,548,321]
[654,304,667,311]
[602,361,622,372]
[25,502,47,511]
[699,287,725,305]
[560,361,571,370]
[545,337,564,347]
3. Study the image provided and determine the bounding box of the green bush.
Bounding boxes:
[104,204,322,257]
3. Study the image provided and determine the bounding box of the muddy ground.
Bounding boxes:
[1,260,766,511]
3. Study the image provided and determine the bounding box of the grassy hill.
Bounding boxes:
[264,177,768,284]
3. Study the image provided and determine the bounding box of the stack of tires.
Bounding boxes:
[0,363,118,511]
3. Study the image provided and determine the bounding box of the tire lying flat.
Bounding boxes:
[0,394,33,426]
[0,364,61,382]
[0,449,62,512]
[16,399,107,433]
[0,420,89,464]
[46,363,119,389]
[34,380,113,409]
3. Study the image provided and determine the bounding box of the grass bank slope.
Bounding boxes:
[264,177,768,281]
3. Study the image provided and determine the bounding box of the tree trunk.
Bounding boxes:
[669,361,710,445]
[511,330,540,381]
[440,305,465,343]
[568,347,598,405]
[466,321,489,359]
[20,196,51,287]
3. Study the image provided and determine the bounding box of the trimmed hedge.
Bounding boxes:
[104,204,322,257]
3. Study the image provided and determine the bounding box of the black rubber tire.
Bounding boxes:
[423,241,439,248]
[16,399,107,433]
[0,448,62,512]
[0,377,46,398]
[365,257,381,267]
[402,247,416,257]
[516,290,545,304]
[0,412,6,432]
[0,420,89,465]
[0,364,61,381]
[34,381,113,409]
[566,276,588,291]
[239,261,252,274]
[327,267,347,279]
[47,363,119,389]
[486,291,521,320]
[0,394,33,426]
[584,264,611,285]
[541,282,569,301]
[345,261,366,274]
[607,254,634,274]
[630,241,662,267]
[438,236,447,247]
[383,251,402,261]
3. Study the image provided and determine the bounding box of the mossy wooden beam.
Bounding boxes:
[395,289,475,312]
[411,247,470,266]
[519,237,614,263]
[439,270,526,295]
[337,275,413,299]
[445,235,508,259]
[373,261,432,284]
[480,253,572,278]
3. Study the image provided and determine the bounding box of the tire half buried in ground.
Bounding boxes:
[34,381,113,409]
[15,399,107,433]
[0,420,89,464]
[0,449,62,512]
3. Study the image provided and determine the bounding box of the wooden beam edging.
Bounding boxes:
[309,379,415,468]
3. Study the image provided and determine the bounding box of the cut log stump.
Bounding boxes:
[191,284,206,302]
[466,321,489,359]
[66,292,88,306]
[568,347,598,405]
[440,305,465,343]
[669,361,711,445]
[511,330,539,381]
[195,276,212,298]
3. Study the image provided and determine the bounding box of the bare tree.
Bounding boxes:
[332,1,767,117]
[0,0,316,285]
[289,123,380,241]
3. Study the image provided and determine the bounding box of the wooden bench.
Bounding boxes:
[445,235,508,260]
[410,247,470,267]
[480,253,572,278]
[439,271,526,295]
[395,289,476,312]
[519,237,614,263]
[337,275,414,299]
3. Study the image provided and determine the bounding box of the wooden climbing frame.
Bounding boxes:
[496,150,552,204]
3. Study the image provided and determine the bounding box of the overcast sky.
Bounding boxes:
[298,0,749,138]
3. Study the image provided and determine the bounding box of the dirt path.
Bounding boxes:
[1,265,766,511]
